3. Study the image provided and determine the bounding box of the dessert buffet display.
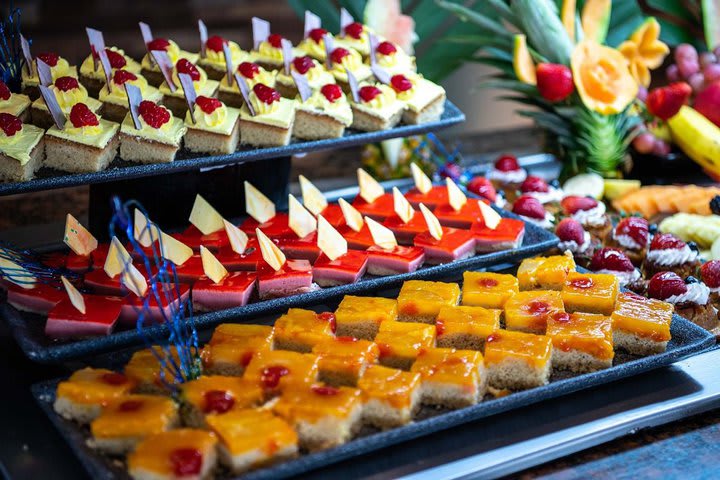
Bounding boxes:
[32,259,712,480]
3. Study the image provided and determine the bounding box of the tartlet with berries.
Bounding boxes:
[293,84,352,140]
[184,96,241,154]
[512,195,554,229]
[553,218,595,268]
[647,271,719,335]
[642,233,701,279]
[119,100,187,163]
[0,113,45,181]
[590,247,645,294]
[607,217,649,266]
[560,196,612,242]
[519,175,564,212]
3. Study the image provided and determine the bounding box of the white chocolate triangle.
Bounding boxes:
[61,276,85,314]
[410,163,432,194]
[317,215,348,261]
[64,213,98,256]
[338,198,364,232]
[256,228,286,271]
[419,203,443,241]
[245,181,276,224]
[392,187,414,224]
[189,194,224,235]
[478,201,502,230]
[366,216,397,248]
[446,177,467,212]
[357,168,384,203]
[299,175,327,216]
[105,237,147,296]
[223,219,249,255]
[133,208,159,248]
[159,231,193,265]
[0,257,35,289]
[288,194,317,239]
[200,245,229,284]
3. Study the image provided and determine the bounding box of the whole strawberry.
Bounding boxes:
[646,82,692,120]
[513,195,546,219]
[467,176,497,202]
[647,271,687,300]
[701,260,720,289]
[536,63,574,102]
[556,218,585,245]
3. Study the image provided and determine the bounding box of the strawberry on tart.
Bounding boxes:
[560,195,612,242]
[512,195,554,229]
[518,175,564,211]
[608,217,650,266]
[553,218,595,268]
[487,154,527,196]
[647,271,719,334]
[643,233,701,279]
[590,247,645,293]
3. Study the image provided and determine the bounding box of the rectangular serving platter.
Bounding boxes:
[30,265,715,480]
[0,100,463,196]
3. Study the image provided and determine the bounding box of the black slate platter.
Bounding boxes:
[0,101,463,196]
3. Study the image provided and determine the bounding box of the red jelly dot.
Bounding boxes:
[553,312,571,323]
[261,365,289,389]
[436,320,445,336]
[390,74,413,93]
[477,278,499,288]
[267,34,283,48]
[312,385,340,396]
[292,56,315,75]
[195,95,223,114]
[376,41,397,56]
[0,113,23,137]
[318,312,336,333]
[170,448,203,476]
[37,52,59,67]
[252,83,281,105]
[205,35,226,53]
[401,302,419,316]
[118,399,143,412]
[320,84,342,103]
[330,47,350,65]
[176,58,200,82]
[113,69,137,85]
[344,22,364,40]
[359,85,382,103]
[377,343,393,358]
[238,62,259,79]
[147,38,171,51]
[69,103,100,128]
[528,300,549,315]
[337,336,358,343]
[0,80,10,101]
[570,277,594,289]
[105,49,127,69]
[240,351,254,367]
[101,372,128,385]
[203,390,235,414]
[308,28,328,43]
[486,333,501,343]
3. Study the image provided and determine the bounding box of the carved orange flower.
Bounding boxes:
[618,17,670,87]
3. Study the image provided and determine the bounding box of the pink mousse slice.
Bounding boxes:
[83,265,156,296]
[214,240,265,271]
[65,243,111,272]
[337,224,376,250]
[404,185,448,209]
[312,250,368,287]
[414,227,476,265]
[433,199,488,229]
[383,210,428,245]
[169,255,205,284]
[471,218,525,253]
[366,245,425,276]
[257,259,314,300]
[119,283,191,327]
[171,225,229,252]
[192,272,257,312]
[318,204,346,227]
[276,232,321,262]
[45,295,125,339]
[351,193,395,221]
[6,282,66,315]
[239,213,295,239]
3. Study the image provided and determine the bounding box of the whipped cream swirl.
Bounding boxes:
[666,282,710,306]
[596,268,641,287]
[525,186,564,204]
[646,245,698,266]
[520,211,555,229]
[572,202,606,227]
[614,232,644,250]
[558,231,591,254]
[488,168,527,184]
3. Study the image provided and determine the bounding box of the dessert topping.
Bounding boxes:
[312,385,340,396]
[570,276,594,289]
[261,366,289,389]
[561,195,598,214]
[105,49,127,69]
[512,195,546,219]
[37,52,59,67]
[267,34,283,48]
[650,232,686,251]
[320,84,343,103]
[195,95,222,114]
[308,28,329,43]
[359,85,382,102]
[0,80,10,101]
[69,103,100,128]
[590,247,635,272]
[553,311,571,323]
[170,448,203,476]
[54,76,79,92]
[556,218,585,245]
[253,83,281,104]
[410,163,433,194]
[521,175,550,193]
[614,217,649,248]
[203,390,235,413]
[113,69,138,85]
[344,22,364,39]
[318,311,337,333]
[527,300,550,315]
[495,154,520,171]
[176,58,201,81]
[0,113,22,137]
[701,260,720,289]
[118,399,144,412]
[647,271,688,300]
[146,38,170,51]
[467,176,497,202]
[238,61,259,79]
[390,74,413,93]
[138,100,171,128]
[101,372,128,385]
[376,41,397,56]
[337,336,359,343]
[293,56,315,74]
[330,47,350,65]
[205,35,227,53]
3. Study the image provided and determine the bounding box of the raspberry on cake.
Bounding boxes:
[276,55,334,98]
[99,69,163,122]
[184,95,241,154]
[79,46,142,97]
[127,429,218,480]
[179,375,263,427]
[349,82,405,131]
[334,295,397,340]
[517,252,576,291]
[218,62,276,107]
[512,195,555,229]
[390,73,446,124]
[546,312,614,372]
[312,215,368,286]
[140,36,199,86]
[90,394,179,454]
[120,98,187,164]
[30,75,102,129]
[357,365,421,429]
[293,83,353,140]
[436,305,501,351]
[272,384,364,452]
[647,271,718,334]
[205,409,298,474]
[505,290,565,334]
[410,347,487,408]
[199,34,248,80]
[414,204,476,264]
[462,272,519,309]
[561,272,619,315]
[397,279,461,324]
[484,329,553,390]
[327,46,372,91]
[0,113,44,182]
[611,291,674,355]
[202,324,273,376]
[312,336,379,387]
[21,51,77,99]
[159,59,220,116]
[0,79,31,121]
[54,368,136,424]
[374,321,436,370]
[239,82,295,147]
[243,349,319,398]
[373,40,416,75]
[272,308,336,353]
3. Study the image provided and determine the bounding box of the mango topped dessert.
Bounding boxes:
[334,295,397,340]
[397,279,461,324]
[199,34,249,80]
[374,320,436,370]
[561,272,619,315]
[99,69,163,122]
[357,365,422,428]
[0,112,44,182]
[435,305,501,351]
[312,336,380,386]
[611,291,674,355]
[0,79,31,121]
[218,61,276,107]
[202,324,273,376]
[484,329,553,390]
[79,46,142,96]
[504,290,565,334]
[294,83,353,140]
[517,252,577,290]
[159,59,220,116]
[54,368,136,424]
[546,312,614,373]
[124,346,184,394]
[462,272,519,309]
[127,429,218,480]
[30,75,102,129]
[272,308,336,353]
[183,95,241,154]
[243,349,319,397]
[179,375,263,427]
[410,347,486,407]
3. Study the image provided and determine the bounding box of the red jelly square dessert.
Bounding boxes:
[383,210,429,245]
[119,284,191,327]
[6,282,65,315]
[171,225,229,252]
[276,232,321,263]
[366,245,425,276]
[351,193,395,221]
[192,272,257,312]
[169,255,206,284]
[239,213,295,240]
[413,227,476,264]
[471,218,526,253]
[404,185,448,209]
[214,240,264,271]
[65,243,111,272]
[318,204,346,228]
[257,259,314,300]
[83,265,155,296]
[434,199,488,229]
[337,223,376,250]
[312,250,368,287]
[45,295,125,339]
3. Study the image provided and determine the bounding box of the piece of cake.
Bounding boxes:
[374,320,436,370]
[239,214,294,239]
[293,83,353,140]
[272,384,363,452]
[373,40,416,75]
[202,324,273,376]
[5,281,65,315]
[461,272,519,309]
[433,199,491,230]
[366,244,426,275]
[312,336,379,387]
[30,75,102,129]
[54,368,136,424]
[82,261,152,296]
[517,252,577,291]
[357,364,421,429]
[546,312,614,372]
[334,295,397,340]
[218,61,276,108]
[484,329,553,390]
[44,103,119,173]
[413,225,476,265]
[127,429,218,480]
[410,347,486,408]
[0,79,31,121]
[275,55,334,98]
[183,96,241,154]
[312,250,368,287]
[350,82,405,131]
[99,69,163,122]
[179,375,263,427]
[504,290,565,334]
[168,254,205,284]
[120,100,186,163]
[171,225,230,252]
[328,46,372,91]
[89,394,179,454]
[159,59,220,117]
[21,52,77,99]
[405,185,449,210]
[199,34,248,80]
[79,46,142,97]
[243,349,319,398]
[250,33,289,71]
[435,305,501,351]
[297,28,332,62]
[471,218,526,253]
[239,83,295,147]
[397,279,461,324]
[611,291,674,355]
[561,272,619,315]
[206,409,298,474]
[140,37,199,86]
[192,271,256,312]
[383,209,429,245]
[119,283,190,327]
[124,346,184,394]
[272,308,336,353]
[45,293,124,339]
[389,73,446,124]
[0,113,45,182]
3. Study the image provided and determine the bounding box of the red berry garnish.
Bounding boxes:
[146,38,170,51]
[308,28,328,43]
[203,390,235,414]
[553,312,571,323]
[614,217,649,247]
[536,63,574,102]
[0,80,10,101]
[477,278,499,288]
[486,332,501,343]
[337,336,358,343]
[318,312,337,333]
[590,247,635,272]
[105,49,127,69]
[118,399,143,412]
[650,232,686,251]
[238,62,260,79]
[69,103,100,128]
[467,176,497,202]
[292,56,315,74]
[37,52,59,67]
[260,365,289,389]
[170,448,203,476]
[240,351,254,367]
[205,35,226,53]
[330,47,350,65]
[344,22,364,39]
[570,277,594,289]
[267,34,283,48]
[0,113,22,137]
[252,83,281,104]
[312,385,340,396]
[195,96,223,114]
[320,84,343,103]
[54,76,79,92]
[495,154,520,171]
[646,82,692,121]
[359,85,382,103]
[376,41,397,56]
[390,74,413,93]
[560,195,599,214]
[138,100,171,129]
[647,271,688,300]
[436,319,445,336]
[101,372,128,385]
[520,175,550,193]
[556,218,585,244]
[528,300,550,315]
[512,195,546,219]
[113,69,138,85]
[701,260,720,288]
[176,59,200,82]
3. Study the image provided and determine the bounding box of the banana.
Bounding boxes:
[668,106,720,175]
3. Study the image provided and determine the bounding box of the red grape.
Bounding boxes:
[675,44,698,63]
[688,72,706,92]
[666,64,680,82]
[633,132,656,154]
[677,58,700,78]
[704,64,720,83]
[700,52,718,68]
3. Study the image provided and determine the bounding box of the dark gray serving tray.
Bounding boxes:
[0,101,463,196]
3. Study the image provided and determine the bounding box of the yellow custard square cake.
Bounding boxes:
[350,82,405,132]
[334,295,398,340]
[98,69,163,123]
[119,100,187,164]
[410,347,486,408]
[435,305,501,351]
[357,365,421,429]
[30,75,102,129]
[397,280,461,324]
[293,83,353,140]
[158,59,220,117]
[0,114,45,182]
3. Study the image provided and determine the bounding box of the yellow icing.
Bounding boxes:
[253,41,284,64]
[22,62,77,88]
[46,118,119,149]
[79,47,142,80]
[396,75,446,112]
[98,74,163,107]
[298,37,329,61]
[141,42,199,72]
[353,83,404,120]
[219,66,275,92]
[276,59,334,90]
[0,123,43,165]
[375,50,417,75]
[0,94,31,117]
[202,41,247,68]
[159,65,219,99]
[336,27,372,56]
[32,94,102,115]
[185,103,239,135]
[297,89,352,126]
[239,96,295,129]
[330,48,372,83]
[121,111,187,146]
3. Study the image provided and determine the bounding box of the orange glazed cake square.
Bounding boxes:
[410,347,487,408]
[435,305,501,351]
[272,308,336,353]
[504,290,565,334]
[334,295,398,340]
[243,350,319,398]
[272,385,364,452]
[517,253,576,291]
[461,272,519,309]
[561,272,619,315]
[397,280,461,324]
[611,292,674,355]
[484,330,553,390]
[374,321,436,370]
[179,375,264,427]
[312,337,380,387]
[201,325,274,376]
[54,368,136,424]
[357,365,422,429]
[546,312,614,372]
[124,346,183,395]
[127,429,218,480]
[206,409,298,474]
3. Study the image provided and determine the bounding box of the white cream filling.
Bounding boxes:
[596,268,641,287]
[646,245,698,267]
[665,282,710,306]
[614,232,643,250]
[525,186,563,204]
[520,211,554,229]
[488,168,527,184]
[572,203,606,227]
[558,231,591,254]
